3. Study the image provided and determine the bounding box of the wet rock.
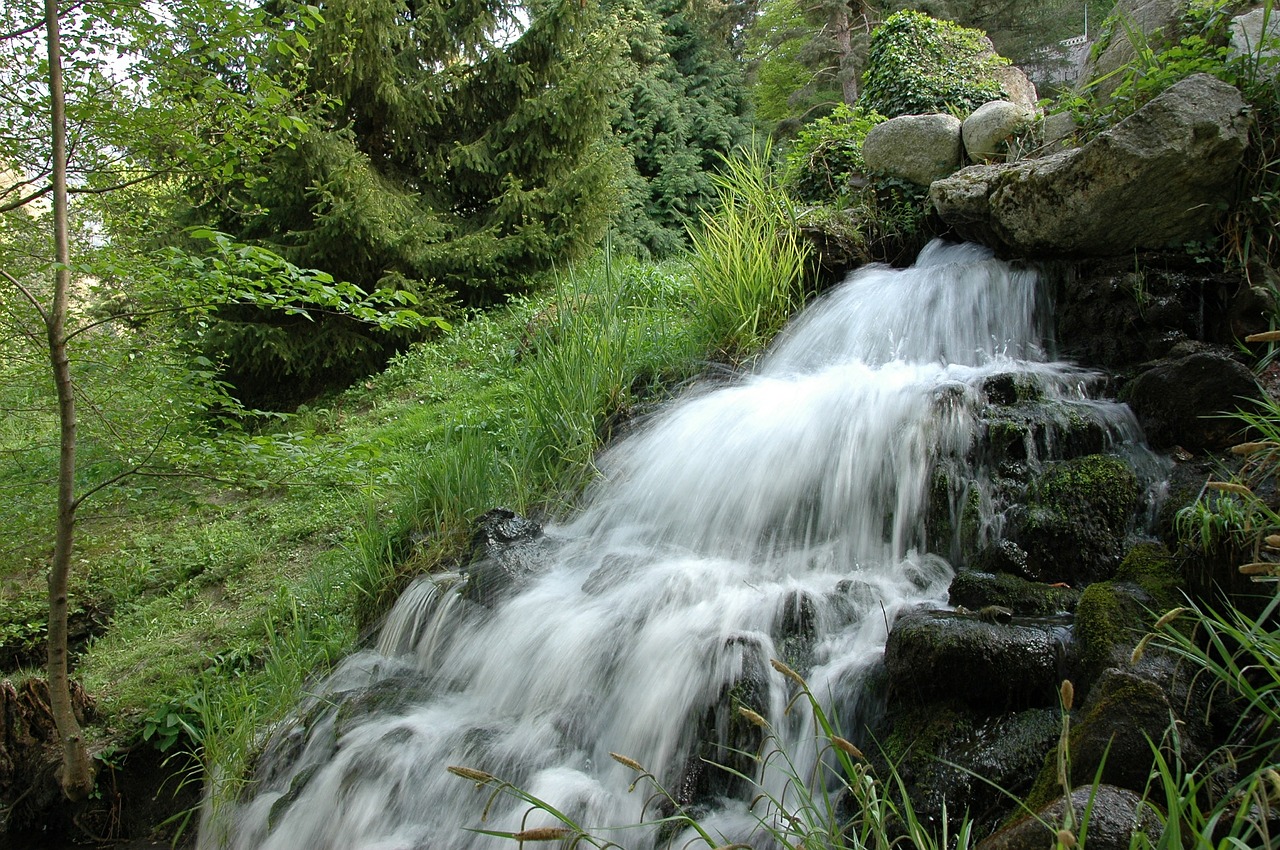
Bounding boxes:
[884,608,1069,711]
[461,508,548,606]
[931,74,1249,257]
[1121,349,1260,451]
[949,569,1080,616]
[1070,668,1172,792]
[1072,543,1181,690]
[883,705,1060,838]
[977,784,1161,850]
[1013,455,1142,585]
[863,113,964,186]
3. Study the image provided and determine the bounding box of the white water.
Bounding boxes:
[199,242,1154,850]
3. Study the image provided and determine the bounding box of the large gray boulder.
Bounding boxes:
[977,784,1162,850]
[1081,0,1187,99]
[1231,6,1280,79]
[863,113,963,186]
[930,74,1248,257]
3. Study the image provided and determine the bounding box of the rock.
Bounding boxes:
[863,113,963,186]
[1069,668,1172,792]
[1230,7,1280,79]
[992,65,1039,111]
[930,74,1249,257]
[1079,0,1187,99]
[461,508,548,606]
[949,569,1080,616]
[1039,111,1078,151]
[977,784,1161,850]
[1014,455,1142,585]
[884,607,1069,711]
[963,100,1036,162]
[883,705,1061,838]
[1121,349,1260,450]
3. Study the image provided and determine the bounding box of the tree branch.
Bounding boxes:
[0,267,51,325]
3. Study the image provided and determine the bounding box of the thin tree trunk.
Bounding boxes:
[44,0,95,802]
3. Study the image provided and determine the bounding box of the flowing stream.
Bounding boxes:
[199,241,1156,850]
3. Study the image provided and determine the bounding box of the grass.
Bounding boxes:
[0,248,717,839]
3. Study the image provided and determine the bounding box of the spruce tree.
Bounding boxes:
[193,0,632,398]
[611,0,752,259]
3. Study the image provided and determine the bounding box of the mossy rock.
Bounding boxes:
[1018,455,1141,584]
[949,569,1080,616]
[881,703,1060,839]
[1072,542,1181,692]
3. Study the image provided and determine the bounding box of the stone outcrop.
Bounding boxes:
[1120,347,1261,450]
[862,113,963,186]
[930,74,1248,257]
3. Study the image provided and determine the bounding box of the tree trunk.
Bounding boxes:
[44,0,95,802]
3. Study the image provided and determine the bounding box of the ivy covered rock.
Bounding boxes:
[858,11,1009,119]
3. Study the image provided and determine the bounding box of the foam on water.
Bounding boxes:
[198,242,1156,850]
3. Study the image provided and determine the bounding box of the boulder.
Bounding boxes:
[1079,0,1188,99]
[992,65,1039,111]
[1230,7,1280,79]
[863,113,963,186]
[963,100,1036,162]
[1121,348,1260,450]
[930,74,1249,257]
[977,784,1161,850]
[461,508,548,606]
[884,607,1069,711]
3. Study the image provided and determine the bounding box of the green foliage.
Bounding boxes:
[783,104,887,202]
[610,0,752,259]
[1133,591,1280,848]
[859,10,1008,119]
[689,144,812,358]
[183,0,635,396]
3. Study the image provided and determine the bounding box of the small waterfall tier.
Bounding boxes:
[199,241,1160,850]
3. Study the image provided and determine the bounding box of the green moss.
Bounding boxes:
[1075,582,1128,674]
[1033,455,1140,534]
[1115,541,1183,610]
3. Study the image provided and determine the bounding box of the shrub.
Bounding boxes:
[858,11,1008,119]
[783,104,886,203]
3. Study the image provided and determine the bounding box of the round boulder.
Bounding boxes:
[963,100,1036,162]
[977,784,1161,850]
[1121,349,1260,451]
[863,113,963,186]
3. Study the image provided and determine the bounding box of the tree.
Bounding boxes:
[746,0,880,135]
[0,0,432,803]
[611,0,753,258]
[186,0,634,398]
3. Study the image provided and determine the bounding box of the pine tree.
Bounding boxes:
[192,0,633,398]
[610,0,752,259]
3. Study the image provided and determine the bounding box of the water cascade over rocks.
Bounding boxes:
[199,242,1159,850]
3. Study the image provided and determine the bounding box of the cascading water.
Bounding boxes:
[198,241,1158,850]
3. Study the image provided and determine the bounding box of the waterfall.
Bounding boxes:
[198,241,1155,850]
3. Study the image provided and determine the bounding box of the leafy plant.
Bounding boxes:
[784,104,886,203]
[858,11,1008,120]
[1131,590,1280,848]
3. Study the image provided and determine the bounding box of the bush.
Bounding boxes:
[783,104,886,203]
[858,11,1008,119]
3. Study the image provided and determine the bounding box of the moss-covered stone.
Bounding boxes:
[949,569,1081,615]
[1019,455,1141,584]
